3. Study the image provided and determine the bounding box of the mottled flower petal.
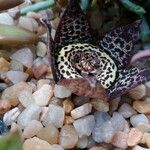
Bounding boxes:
[130,50,150,64]
[54,0,93,51]
[58,78,108,99]
[108,67,150,99]
[99,20,141,69]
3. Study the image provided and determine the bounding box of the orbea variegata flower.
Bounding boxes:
[42,0,150,100]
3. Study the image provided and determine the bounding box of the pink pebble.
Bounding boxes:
[127,128,143,146]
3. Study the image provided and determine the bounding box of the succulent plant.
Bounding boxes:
[42,0,150,99]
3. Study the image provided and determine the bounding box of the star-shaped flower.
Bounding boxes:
[43,0,150,100]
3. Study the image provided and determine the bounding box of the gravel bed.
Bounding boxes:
[0,0,150,150]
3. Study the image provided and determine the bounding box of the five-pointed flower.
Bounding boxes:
[43,0,150,100]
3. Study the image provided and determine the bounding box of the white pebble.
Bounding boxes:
[92,112,111,143]
[7,71,29,84]
[37,79,50,89]
[33,84,53,106]
[43,104,65,128]
[76,136,88,149]
[22,120,43,139]
[3,107,21,126]
[102,120,116,143]
[71,103,92,119]
[0,12,15,25]
[54,84,72,98]
[36,42,47,57]
[59,125,78,149]
[18,90,34,107]
[110,112,126,132]
[130,114,149,127]
[52,144,64,150]
[10,48,33,68]
[118,103,137,118]
[73,115,95,138]
[18,16,39,32]
[17,103,42,129]
[132,145,150,150]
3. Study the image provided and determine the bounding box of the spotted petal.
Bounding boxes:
[58,78,108,99]
[108,68,150,99]
[54,0,93,51]
[99,20,141,69]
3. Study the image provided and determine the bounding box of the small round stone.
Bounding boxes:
[18,90,34,107]
[91,98,109,112]
[36,41,47,57]
[52,144,64,150]
[64,116,74,125]
[129,84,146,100]
[22,120,43,139]
[127,128,143,146]
[76,136,88,149]
[132,145,150,150]
[23,137,52,150]
[0,100,11,115]
[118,103,137,118]
[63,99,74,114]
[17,103,42,129]
[130,114,149,127]
[141,133,150,148]
[3,107,21,126]
[54,85,72,98]
[89,146,108,150]
[73,115,95,138]
[37,123,59,144]
[33,84,53,106]
[111,131,128,149]
[133,98,150,114]
[71,103,92,119]
[59,125,78,149]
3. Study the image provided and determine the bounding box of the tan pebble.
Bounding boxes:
[141,133,150,148]
[133,98,150,114]
[1,81,32,100]
[10,122,22,135]
[127,128,143,146]
[0,57,10,71]
[0,100,11,114]
[64,116,74,125]
[63,99,74,114]
[0,50,10,60]
[91,98,109,112]
[137,123,150,133]
[36,123,59,144]
[25,68,34,78]
[109,97,120,114]
[23,137,52,150]
[112,131,128,149]
[71,103,92,119]
[89,146,108,150]
[129,84,146,100]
